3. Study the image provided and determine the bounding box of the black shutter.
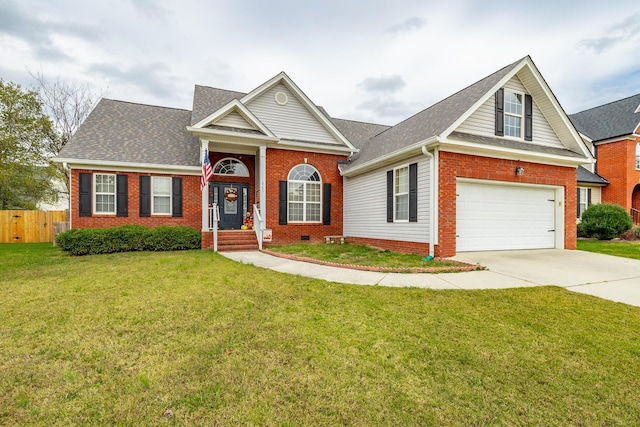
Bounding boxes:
[116,175,128,217]
[323,183,331,225]
[495,88,504,136]
[172,177,182,217]
[139,176,150,217]
[587,188,592,206]
[79,173,92,217]
[279,180,288,225]
[524,94,533,141]
[409,163,418,222]
[577,188,581,218]
[387,170,393,222]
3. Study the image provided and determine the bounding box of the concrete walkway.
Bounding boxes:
[221,249,640,307]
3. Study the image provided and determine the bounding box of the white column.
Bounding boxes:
[259,145,267,229]
[201,141,209,231]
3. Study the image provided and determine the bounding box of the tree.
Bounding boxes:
[31,72,100,202]
[0,80,57,209]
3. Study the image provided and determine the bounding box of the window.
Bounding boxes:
[636,143,640,169]
[213,158,249,176]
[394,166,409,221]
[152,176,171,214]
[94,173,115,214]
[288,164,321,222]
[577,187,591,218]
[504,90,523,138]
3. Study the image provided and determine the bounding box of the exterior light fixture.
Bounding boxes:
[515,166,524,176]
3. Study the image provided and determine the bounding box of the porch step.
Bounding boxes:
[217,230,259,252]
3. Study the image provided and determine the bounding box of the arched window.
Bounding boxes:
[213,158,249,177]
[288,164,321,222]
[636,143,640,169]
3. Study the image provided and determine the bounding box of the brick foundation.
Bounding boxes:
[345,236,433,256]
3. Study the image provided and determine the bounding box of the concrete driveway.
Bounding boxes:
[222,249,640,307]
[453,249,640,307]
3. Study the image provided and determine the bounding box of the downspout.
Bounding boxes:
[63,162,72,229]
[421,146,436,259]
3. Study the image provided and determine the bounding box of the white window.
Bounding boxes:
[394,166,409,221]
[152,176,171,215]
[213,158,249,176]
[504,90,523,138]
[94,173,115,214]
[288,164,321,222]
[578,187,591,218]
[636,143,640,169]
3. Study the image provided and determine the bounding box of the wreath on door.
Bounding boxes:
[224,188,238,202]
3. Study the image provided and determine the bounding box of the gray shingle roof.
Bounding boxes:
[191,85,246,126]
[577,165,609,185]
[569,94,640,142]
[344,58,523,169]
[57,99,200,167]
[329,118,390,148]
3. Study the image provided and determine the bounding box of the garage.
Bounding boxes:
[456,180,558,252]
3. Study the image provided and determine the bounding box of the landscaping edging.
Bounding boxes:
[261,250,485,273]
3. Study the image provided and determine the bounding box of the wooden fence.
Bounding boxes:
[0,210,68,243]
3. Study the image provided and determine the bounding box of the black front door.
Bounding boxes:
[212,182,249,230]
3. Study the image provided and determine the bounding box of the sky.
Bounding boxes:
[1,0,639,126]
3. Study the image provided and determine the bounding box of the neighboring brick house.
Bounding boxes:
[570,94,640,223]
[56,55,592,257]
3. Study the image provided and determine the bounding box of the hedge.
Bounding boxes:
[56,225,201,256]
[578,203,632,240]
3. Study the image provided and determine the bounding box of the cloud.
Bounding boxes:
[579,11,640,53]
[130,0,168,21]
[359,75,406,93]
[88,63,177,99]
[385,16,427,34]
[0,0,98,62]
[356,96,423,124]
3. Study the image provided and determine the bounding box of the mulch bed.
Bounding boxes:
[261,250,485,274]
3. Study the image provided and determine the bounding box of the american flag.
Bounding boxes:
[200,150,213,191]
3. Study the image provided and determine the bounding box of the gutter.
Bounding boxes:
[421,145,436,259]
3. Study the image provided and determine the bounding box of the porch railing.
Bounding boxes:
[632,208,640,225]
[253,204,263,250]
[208,203,220,251]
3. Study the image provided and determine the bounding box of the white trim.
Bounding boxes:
[592,134,640,145]
[240,71,357,152]
[287,164,322,223]
[186,126,279,143]
[54,158,201,175]
[341,136,440,177]
[212,157,250,177]
[94,172,116,215]
[151,176,172,216]
[276,138,357,154]
[392,164,410,222]
[437,137,590,167]
[503,89,525,139]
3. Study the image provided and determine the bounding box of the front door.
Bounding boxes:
[212,182,250,230]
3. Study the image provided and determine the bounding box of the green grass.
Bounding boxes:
[577,239,640,260]
[2,243,640,425]
[266,243,462,269]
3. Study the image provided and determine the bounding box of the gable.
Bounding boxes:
[245,83,342,145]
[456,75,564,148]
[213,110,257,130]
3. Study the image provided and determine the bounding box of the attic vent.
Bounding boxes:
[275,91,288,106]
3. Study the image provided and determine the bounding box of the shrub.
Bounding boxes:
[579,203,632,240]
[56,225,201,255]
[620,226,640,241]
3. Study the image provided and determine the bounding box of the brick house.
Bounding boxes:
[570,94,640,223]
[55,55,592,257]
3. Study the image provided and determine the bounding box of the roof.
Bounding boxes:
[569,93,640,142]
[57,99,200,167]
[329,118,390,148]
[577,165,609,185]
[343,58,523,169]
[191,85,246,126]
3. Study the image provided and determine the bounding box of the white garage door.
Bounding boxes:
[456,180,557,252]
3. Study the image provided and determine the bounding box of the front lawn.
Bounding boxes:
[2,243,640,425]
[577,239,640,260]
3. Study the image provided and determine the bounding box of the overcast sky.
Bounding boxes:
[1,0,639,125]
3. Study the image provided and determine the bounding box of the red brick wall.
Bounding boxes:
[70,169,201,230]
[437,151,577,258]
[346,236,431,256]
[597,138,640,210]
[263,148,347,245]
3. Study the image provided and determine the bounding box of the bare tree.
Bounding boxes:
[31,72,103,200]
